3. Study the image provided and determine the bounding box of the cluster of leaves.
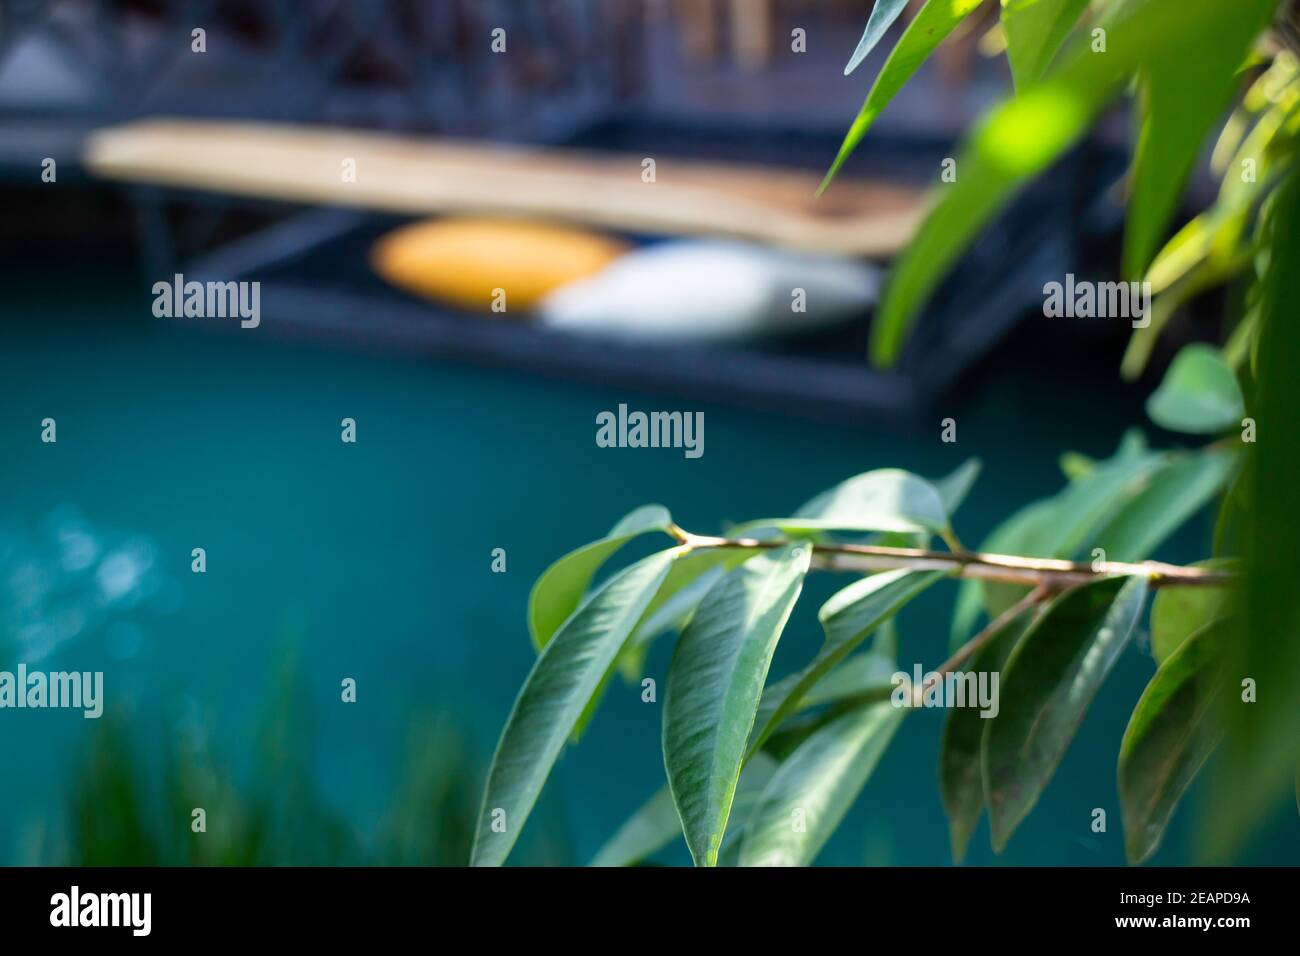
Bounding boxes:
[472,355,1257,866]
[826,0,1300,856]
[823,0,1292,373]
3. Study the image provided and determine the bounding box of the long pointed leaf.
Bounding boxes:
[1124,0,1275,278]
[589,753,779,867]
[663,545,811,867]
[869,0,1254,366]
[1119,618,1231,864]
[473,549,677,866]
[822,0,987,193]
[1090,448,1238,563]
[982,575,1149,851]
[750,569,944,755]
[844,0,913,76]
[740,700,905,866]
[528,504,671,650]
[1001,0,1090,90]
[939,605,1037,863]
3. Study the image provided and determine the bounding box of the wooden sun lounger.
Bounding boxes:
[83,118,926,257]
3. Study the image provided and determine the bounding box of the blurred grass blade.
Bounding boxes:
[1123,0,1276,279]
[939,605,1036,863]
[1119,618,1231,863]
[1000,0,1090,90]
[664,545,811,866]
[740,700,905,866]
[750,569,944,755]
[821,0,987,194]
[528,504,671,650]
[473,549,677,866]
[845,0,914,76]
[982,575,1149,851]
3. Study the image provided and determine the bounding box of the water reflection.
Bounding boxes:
[0,505,174,664]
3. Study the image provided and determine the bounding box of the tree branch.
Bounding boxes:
[667,525,1234,590]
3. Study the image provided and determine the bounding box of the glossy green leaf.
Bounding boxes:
[1000,0,1090,90]
[868,0,1246,366]
[1091,448,1238,562]
[982,575,1149,851]
[616,547,759,682]
[1149,559,1236,664]
[1146,345,1245,435]
[821,0,987,193]
[528,504,672,650]
[740,700,905,866]
[1123,0,1275,278]
[472,549,677,866]
[1119,618,1232,863]
[589,753,778,867]
[663,545,811,866]
[792,468,950,534]
[939,606,1037,863]
[750,569,944,756]
[844,0,913,76]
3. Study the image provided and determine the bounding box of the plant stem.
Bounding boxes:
[666,525,1234,590]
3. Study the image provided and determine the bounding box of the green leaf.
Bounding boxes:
[1090,448,1238,562]
[472,549,677,866]
[1123,0,1276,278]
[1000,0,1090,90]
[528,505,672,650]
[1201,171,1300,860]
[1059,450,1096,481]
[589,753,779,867]
[1149,559,1236,664]
[933,458,983,516]
[992,432,1161,611]
[616,547,759,682]
[844,0,913,76]
[1119,618,1232,864]
[740,699,905,866]
[868,0,1249,366]
[797,651,899,711]
[790,468,951,534]
[951,431,1162,647]
[939,606,1037,863]
[982,575,1149,851]
[821,0,987,193]
[750,569,945,755]
[1146,345,1246,435]
[663,545,811,867]
[949,498,1058,649]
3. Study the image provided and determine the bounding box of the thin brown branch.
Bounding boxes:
[666,525,1235,590]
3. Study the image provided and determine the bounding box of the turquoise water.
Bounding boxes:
[1,266,1294,866]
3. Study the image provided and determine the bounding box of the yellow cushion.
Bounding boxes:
[371,217,629,312]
